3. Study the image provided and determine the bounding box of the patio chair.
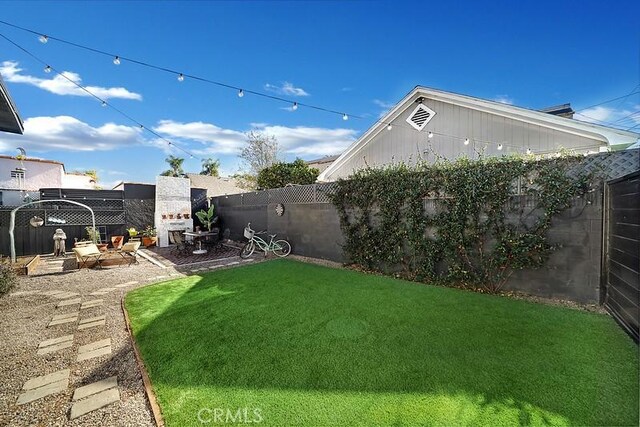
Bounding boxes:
[118,241,141,266]
[72,243,104,269]
[169,230,194,256]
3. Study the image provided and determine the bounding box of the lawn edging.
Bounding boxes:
[121,297,165,427]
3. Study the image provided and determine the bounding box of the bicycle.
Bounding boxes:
[240,223,291,258]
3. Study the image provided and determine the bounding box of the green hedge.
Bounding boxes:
[330,155,595,292]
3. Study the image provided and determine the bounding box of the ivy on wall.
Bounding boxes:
[330,155,596,293]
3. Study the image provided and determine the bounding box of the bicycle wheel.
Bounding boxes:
[240,241,255,258]
[272,240,291,257]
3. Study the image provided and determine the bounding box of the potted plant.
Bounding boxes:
[127,227,138,238]
[85,226,108,252]
[195,205,217,232]
[141,225,158,247]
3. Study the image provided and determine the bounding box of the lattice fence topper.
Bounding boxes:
[567,149,639,181]
[37,198,124,211]
[212,151,638,208]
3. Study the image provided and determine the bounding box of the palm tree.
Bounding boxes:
[200,158,220,177]
[161,155,185,177]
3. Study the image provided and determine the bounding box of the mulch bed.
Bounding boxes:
[146,243,239,266]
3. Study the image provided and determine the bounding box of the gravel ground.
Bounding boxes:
[0,251,252,427]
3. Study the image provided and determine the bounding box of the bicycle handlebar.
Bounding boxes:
[246,223,266,235]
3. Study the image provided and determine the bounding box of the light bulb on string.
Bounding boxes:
[526,148,532,155]
[343,113,348,121]
[428,131,433,139]
[497,144,503,150]
[238,89,244,98]
[44,65,52,73]
[38,35,48,43]
[464,138,470,146]
[101,101,107,107]
[387,124,392,130]
[292,102,298,111]
[177,73,185,82]
[113,56,121,65]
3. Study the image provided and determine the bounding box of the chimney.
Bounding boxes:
[539,103,575,119]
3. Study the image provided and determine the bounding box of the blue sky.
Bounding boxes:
[0,0,638,188]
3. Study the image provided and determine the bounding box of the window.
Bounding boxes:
[98,226,107,244]
[10,169,25,179]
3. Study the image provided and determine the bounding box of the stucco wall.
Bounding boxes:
[0,158,63,191]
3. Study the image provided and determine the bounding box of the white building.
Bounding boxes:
[319,86,640,181]
[0,155,95,206]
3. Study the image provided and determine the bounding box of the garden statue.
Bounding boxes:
[53,228,67,257]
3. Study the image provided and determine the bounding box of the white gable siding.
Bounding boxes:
[331,98,605,180]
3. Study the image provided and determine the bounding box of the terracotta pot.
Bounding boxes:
[96,243,109,252]
[184,213,190,219]
[168,214,174,219]
[177,213,182,219]
[142,236,157,247]
[162,214,167,220]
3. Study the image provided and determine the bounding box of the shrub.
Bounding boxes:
[0,263,18,296]
[257,158,319,189]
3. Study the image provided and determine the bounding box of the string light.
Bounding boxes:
[113,56,120,65]
[387,124,392,130]
[238,89,244,98]
[38,34,47,43]
[101,101,107,107]
[1,30,583,159]
[0,20,358,122]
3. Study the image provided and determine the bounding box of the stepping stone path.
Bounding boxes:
[48,312,79,327]
[37,335,74,355]
[77,338,112,361]
[78,315,106,330]
[70,376,120,419]
[80,300,103,310]
[115,280,139,288]
[16,369,70,405]
[57,298,81,308]
[12,257,247,419]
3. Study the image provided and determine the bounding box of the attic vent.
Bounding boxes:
[406,104,436,131]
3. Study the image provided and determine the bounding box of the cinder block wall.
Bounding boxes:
[215,193,604,304]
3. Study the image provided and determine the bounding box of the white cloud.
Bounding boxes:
[373,99,394,109]
[264,81,309,97]
[0,116,144,152]
[153,120,247,154]
[494,95,514,105]
[0,61,142,100]
[253,124,357,157]
[574,105,640,128]
[373,99,395,118]
[154,120,357,158]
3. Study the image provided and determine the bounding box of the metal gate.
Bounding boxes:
[603,170,640,342]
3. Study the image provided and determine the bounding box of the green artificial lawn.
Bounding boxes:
[125,259,639,426]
